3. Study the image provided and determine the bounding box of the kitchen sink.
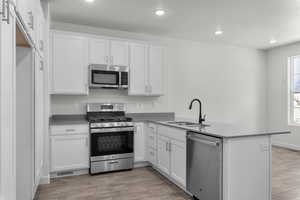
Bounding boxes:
[167,121,210,128]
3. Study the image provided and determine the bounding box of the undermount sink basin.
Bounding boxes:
[167,121,210,128]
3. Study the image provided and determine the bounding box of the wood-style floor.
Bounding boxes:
[272,147,300,200]
[36,147,300,200]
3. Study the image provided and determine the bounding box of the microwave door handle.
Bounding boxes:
[119,71,121,88]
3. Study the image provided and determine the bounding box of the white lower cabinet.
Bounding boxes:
[51,134,89,172]
[157,135,171,175]
[170,139,186,186]
[156,126,186,187]
[134,123,146,162]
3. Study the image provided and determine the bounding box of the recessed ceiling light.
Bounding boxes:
[155,9,165,16]
[270,39,277,44]
[215,30,223,35]
[85,0,94,3]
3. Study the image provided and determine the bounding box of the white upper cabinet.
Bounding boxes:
[88,38,109,65]
[110,40,128,66]
[148,45,163,96]
[88,38,128,66]
[129,42,147,95]
[51,31,89,95]
[129,43,164,96]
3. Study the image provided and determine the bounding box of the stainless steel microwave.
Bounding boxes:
[89,64,129,89]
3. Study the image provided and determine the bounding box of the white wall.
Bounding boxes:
[51,22,267,129]
[267,42,300,150]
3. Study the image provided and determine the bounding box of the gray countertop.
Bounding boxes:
[50,112,175,126]
[50,115,88,125]
[50,114,290,138]
[151,121,290,138]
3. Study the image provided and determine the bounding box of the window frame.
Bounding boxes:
[288,55,300,125]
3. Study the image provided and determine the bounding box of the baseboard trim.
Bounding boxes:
[134,161,150,168]
[272,142,300,151]
[39,175,50,185]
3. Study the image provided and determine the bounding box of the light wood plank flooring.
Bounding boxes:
[36,167,191,200]
[272,147,300,200]
[36,147,300,200]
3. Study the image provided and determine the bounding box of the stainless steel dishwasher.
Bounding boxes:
[187,131,223,200]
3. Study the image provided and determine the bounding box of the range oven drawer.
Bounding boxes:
[90,158,133,174]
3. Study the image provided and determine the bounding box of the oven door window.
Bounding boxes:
[91,70,119,85]
[91,131,133,157]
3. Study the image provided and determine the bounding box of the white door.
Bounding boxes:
[34,54,44,186]
[148,45,163,96]
[0,5,16,200]
[110,40,128,66]
[134,123,145,162]
[51,135,89,172]
[128,42,147,95]
[170,139,186,187]
[157,135,170,175]
[51,32,89,95]
[88,38,109,65]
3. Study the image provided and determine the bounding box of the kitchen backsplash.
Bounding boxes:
[51,89,170,115]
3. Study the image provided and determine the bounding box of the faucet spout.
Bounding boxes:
[189,98,205,124]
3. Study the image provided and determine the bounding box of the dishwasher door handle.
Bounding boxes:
[187,135,220,147]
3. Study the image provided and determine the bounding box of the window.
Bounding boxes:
[289,55,300,124]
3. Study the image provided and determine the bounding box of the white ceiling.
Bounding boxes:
[50,0,300,49]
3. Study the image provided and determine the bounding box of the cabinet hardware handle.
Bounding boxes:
[65,129,75,132]
[1,0,9,24]
[108,161,119,164]
[165,142,168,151]
[40,61,43,71]
[85,137,88,147]
[110,56,113,65]
[40,40,44,51]
[169,142,171,152]
[28,11,34,30]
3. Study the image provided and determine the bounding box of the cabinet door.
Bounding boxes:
[170,139,186,187]
[134,123,145,162]
[34,54,44,186]
[51,32,89,95]
[128,42,147,95]
[148,45,163,96]
[51,135,89,172]
[110,40,128,66]
[88,38,109,65]
[157,135,170,175]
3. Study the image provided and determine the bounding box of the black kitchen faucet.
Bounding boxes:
[189,98,206,124]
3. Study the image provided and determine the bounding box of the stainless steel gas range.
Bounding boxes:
[87,103,134,174]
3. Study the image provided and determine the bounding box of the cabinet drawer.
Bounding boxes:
[147,147,157,166]
[51,124,89,135]
[157,125,186,142]
[147,132,157,149]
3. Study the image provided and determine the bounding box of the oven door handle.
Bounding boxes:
[90,127,135,134]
